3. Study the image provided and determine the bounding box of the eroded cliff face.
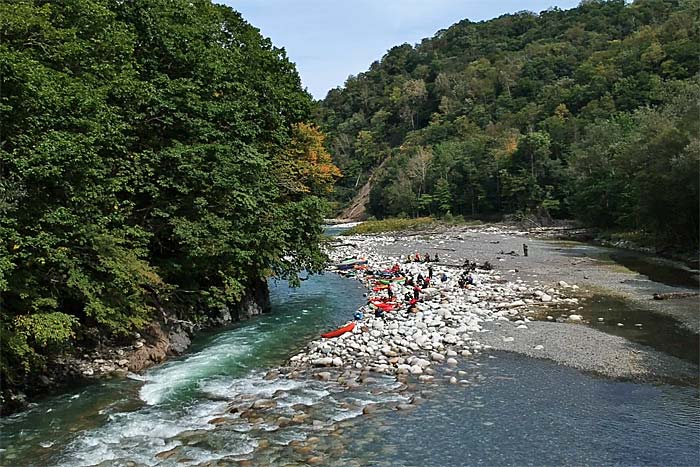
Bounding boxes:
[91,279,272,373]
[2,280,273,415]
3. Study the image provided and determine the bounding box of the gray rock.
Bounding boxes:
[430,352,445,362]
[312,357,333,367]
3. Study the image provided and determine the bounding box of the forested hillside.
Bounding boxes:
[0,0,339,399]
[319,0,699,249]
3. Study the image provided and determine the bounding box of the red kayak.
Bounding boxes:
[321,322,355,339]
[369,298,396,305]
[375,303,396,312]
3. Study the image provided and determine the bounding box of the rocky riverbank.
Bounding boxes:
[2,280,273,416]
[287,224,698,386]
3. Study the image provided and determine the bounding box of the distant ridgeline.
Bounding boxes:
[319,0,699,247]
[0,0,339,398]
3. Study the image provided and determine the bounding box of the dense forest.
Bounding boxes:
[319,0,699,249]
[0,0,339,401]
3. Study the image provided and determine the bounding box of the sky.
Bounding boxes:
[222,0,581,100]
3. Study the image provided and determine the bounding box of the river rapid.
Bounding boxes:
[0,230,698,466]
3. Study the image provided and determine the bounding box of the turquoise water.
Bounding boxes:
[0,273,367,466]
[1,232,698,466]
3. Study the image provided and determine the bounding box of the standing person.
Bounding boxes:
[387,285,394,299]
[428,265,434,279]
[413,285,421,300]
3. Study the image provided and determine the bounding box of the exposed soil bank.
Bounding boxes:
[1,280,272,416]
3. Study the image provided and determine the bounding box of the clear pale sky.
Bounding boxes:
[222,0,581,100]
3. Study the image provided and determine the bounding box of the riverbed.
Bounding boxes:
[0,225,698,466]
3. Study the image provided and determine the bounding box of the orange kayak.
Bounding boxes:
[369,298,396,306]
[375,303,396,312]
[321,322,355,339]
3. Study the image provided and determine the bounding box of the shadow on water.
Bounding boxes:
[549,242,699,289]
[542,241,699,364]
[535,294,699,364]
[582,295,699,364]
[609,252,699,289]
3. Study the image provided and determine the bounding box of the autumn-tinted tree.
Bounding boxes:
[0,0,338,399]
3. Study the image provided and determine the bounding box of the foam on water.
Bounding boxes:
[58,400,227,466]
[2,271,371,466]
[139,330,262,405]
[199,371,309,400]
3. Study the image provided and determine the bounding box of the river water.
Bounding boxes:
[1,237,698,466]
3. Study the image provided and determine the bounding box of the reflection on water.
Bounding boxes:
[533,294,699,364]
[609,252,699,289]
[548,241,699,289]
[0,273,367,466]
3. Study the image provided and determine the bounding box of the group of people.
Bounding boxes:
[405,252,440,263]
[361,254,487,320]
[461,258,493,272]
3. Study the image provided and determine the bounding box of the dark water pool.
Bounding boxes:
[534,293,700,364]
[609,252,699,289]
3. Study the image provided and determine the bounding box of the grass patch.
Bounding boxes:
[342,217,436,235]
[342,216,483,235]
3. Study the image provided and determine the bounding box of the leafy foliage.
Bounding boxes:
[320,0,699,250]
[0,0,337,386]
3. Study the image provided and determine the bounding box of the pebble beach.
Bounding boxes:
[288,224,698,385]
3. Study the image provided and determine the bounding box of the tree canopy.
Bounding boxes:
[319,0,699,250]
[0,0,339,389]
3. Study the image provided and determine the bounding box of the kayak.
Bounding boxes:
[369,297,396,304]
[372,284,389,291]
[378,277,405,284]
[336,258,368,270]
[321,322,355,339]
[375,303,396,312]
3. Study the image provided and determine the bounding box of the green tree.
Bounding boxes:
[0,0,334,397]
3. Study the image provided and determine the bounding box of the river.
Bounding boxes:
[0,234,698,466]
